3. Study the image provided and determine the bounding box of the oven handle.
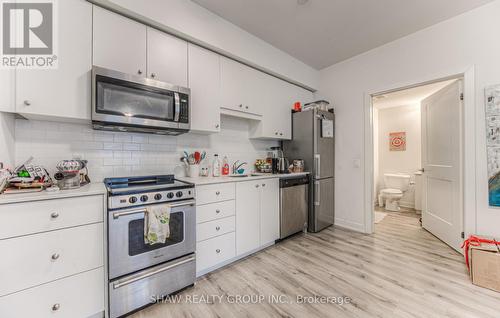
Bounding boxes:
[112,255,195,289]
[174,92,180,122]
[112,200,195,219]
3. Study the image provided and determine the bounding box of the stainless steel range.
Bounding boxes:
[104,175,196,318]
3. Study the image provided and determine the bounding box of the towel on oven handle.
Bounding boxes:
[144,204,171,244]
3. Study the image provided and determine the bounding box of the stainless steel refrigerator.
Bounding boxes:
[283,109,334,233]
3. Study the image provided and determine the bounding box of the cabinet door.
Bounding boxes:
[93,6,146,76]
[236,181,261,255]
[220,57,262,116]
[0,70,14,112]
[188,44,221,133]
[260,178,280,244]
[147,27,188,86]
[16,0,92,119]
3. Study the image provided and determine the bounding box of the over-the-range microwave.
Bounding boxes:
[91,66,190,135]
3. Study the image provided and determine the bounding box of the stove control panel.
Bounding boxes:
[109,188,195,210]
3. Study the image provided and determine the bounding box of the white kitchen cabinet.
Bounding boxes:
[16,0,92,120]
[236,180,262,255]
[188,44,221,133]
[259,178,280,245]
[220,57,264,117]
[93,6,147,77]
[147,27,188,86]
[0,70,14,112]
[250,77,314,140]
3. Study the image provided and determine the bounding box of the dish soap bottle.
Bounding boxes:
[212,154,221,177]
[222,156,230,175]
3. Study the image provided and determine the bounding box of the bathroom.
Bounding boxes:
[372,79,458,223]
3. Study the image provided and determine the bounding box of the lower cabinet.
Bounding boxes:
[236,178,280,256]
[196,232,236,273]
[0,268,104,318]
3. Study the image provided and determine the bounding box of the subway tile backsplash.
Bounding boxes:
[14,116,278,182]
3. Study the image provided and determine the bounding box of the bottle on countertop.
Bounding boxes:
[212,154,221,177]
[222,156,230,175]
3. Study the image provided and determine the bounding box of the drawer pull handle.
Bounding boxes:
[51,253,60,261]
[50,212,59,219]
[215,191,221,195]
[52,303,60,311]
[262,184,266,187]
[216,226,221,231]
[216,249,221,253]
[255,184,260,188]
[215,209,221,214]
[24,100,31,106]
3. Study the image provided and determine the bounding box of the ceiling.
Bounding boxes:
[373,79,457,109]
[192,0,492,69]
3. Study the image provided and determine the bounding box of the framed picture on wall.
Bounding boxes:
[389,132,406,151]
[485,84,500,206]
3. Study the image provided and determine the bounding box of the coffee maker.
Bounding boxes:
[269,147,289,174]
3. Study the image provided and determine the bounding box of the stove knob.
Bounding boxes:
[154,193,162,200]
[176,191,183,198]
[129,196,138,204]
[140,195,148,202]
[167,192,174,199]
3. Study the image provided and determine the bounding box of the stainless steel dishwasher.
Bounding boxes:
[280,175,309,239]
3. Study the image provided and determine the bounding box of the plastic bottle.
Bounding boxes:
[222,156,230,175]
[212,154,221,177]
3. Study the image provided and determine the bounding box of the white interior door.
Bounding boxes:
[421,80,463,251]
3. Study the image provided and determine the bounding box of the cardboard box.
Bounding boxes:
[469,245,500,292]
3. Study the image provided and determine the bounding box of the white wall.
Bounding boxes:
[0,113,15,168]
[318,0,500,236]
[14,116,278,182]
[92,0,319,90]
[376,104,421,208]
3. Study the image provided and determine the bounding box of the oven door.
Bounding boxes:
[92,66,183,130]
[108,200,196,279]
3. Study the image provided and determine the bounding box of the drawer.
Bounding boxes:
[196,183,235,205]
[0,195,104,240]
[196,232,235,273]
[197,200,235,224]
[197,216,235,242]
[0,267,104,318]
[0,223,104,297]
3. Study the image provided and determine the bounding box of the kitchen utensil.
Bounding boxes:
[278,157,290,174]
[194,151,201,164]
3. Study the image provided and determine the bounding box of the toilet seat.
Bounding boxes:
[380,188,402,195]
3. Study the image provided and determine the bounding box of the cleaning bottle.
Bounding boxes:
[222,156,230,175]
[212,154,221,177]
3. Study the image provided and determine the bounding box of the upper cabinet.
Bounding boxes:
[93,6,147,77]
[16,0,92,120]
[250,74,314,140]
[93,7,188,87]
[147,28,188,87]
[0,70,15,112]
[188,44,221,134]
[220,57,265,117]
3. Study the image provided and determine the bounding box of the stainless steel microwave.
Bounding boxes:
[91,66,190,135]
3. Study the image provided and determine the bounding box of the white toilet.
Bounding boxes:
[378,173,411,211]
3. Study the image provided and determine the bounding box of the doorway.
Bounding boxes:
[369,77,465,252]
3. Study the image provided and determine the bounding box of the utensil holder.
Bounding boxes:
[187,164,200,177]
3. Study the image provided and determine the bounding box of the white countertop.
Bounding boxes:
[0,182,107,205]
[178,172,310,186]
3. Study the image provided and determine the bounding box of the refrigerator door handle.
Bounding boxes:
[314,154,321,179]
[314,181,320,206]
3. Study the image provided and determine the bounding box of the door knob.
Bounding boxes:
[23,100,31,106]
[137,69,143,75]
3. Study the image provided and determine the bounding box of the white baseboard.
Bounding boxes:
[334,217,365,233]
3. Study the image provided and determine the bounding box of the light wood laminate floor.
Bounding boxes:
[132,211,500,318]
